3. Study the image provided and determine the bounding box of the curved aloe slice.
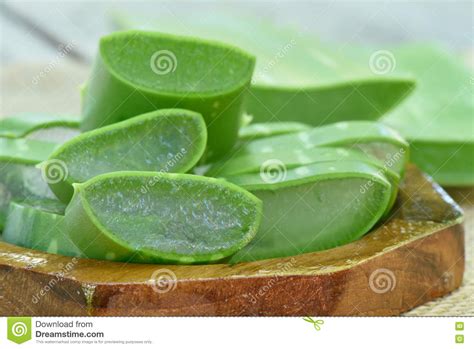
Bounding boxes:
[65,172,262,264]
[114,13,414,126]
[232,121,409,176]
[227,161,392,263]
[81,30,255,160]
[3,199,81,257]
[46,109,207,203]
[0,138,58,229]
[0,113,80,141]
[239,122,311,141]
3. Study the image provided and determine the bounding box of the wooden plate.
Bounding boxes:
[0,165,464,316]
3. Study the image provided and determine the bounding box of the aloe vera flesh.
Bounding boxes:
[81,30,255,160]
[232,121,409,176]
[47,109,207,203]
[0,138,58,229]
[65,172,262,264]
[113,13,414,126]
[239,122,311,141]
[3,200,81,257]
[227,161,392,263]
[0,113,80,139]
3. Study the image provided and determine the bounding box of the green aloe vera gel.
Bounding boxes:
[65,172,262,264]
[81,30,255,160]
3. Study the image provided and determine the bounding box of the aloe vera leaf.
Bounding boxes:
[239,122,311,141]
[226,161,392,263]
[45,109,207,203]
[0,113,80,141]
[81,30,255,160]
[113,13,414,125]
[207,147,400,216]
[380,45,474,186]
[3,199,81,257]
[229,121,409,176]
[64,171,262,264]
[0,138,58,229]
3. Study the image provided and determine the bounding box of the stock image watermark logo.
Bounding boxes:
[39,159,69,184]
[149,268,177,293]
[369,268,397,294]
[260,159,287,184]
[7,317,32,344]
[150,50,178,75]
[369,50,396,75]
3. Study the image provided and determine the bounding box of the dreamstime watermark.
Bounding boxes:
[260,158,287,184]
[31,41,76,85]
[31,257,79,304]
[148,268,177,293]
[243,258,296,304]
[369,268,397,294]
[140,148,188,193]
[369,50,396,75]
[150,50,177,75]
[39,159,69,184]
[359,147,406,194]
[252,38,297,84]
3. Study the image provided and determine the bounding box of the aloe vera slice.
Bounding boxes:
[0,138,58,229]
[46,109,207,203]
[65,172,262,264]
[231,121,409,176]
[0,113,80,141]
[81,30,255,160]
[239,122,311,141]
[3,199,81,257]
[114,13,414,125]
[381,45,474,186]
[227,161,392,263]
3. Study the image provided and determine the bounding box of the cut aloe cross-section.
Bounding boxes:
[239,122,311,141]
[81,30,255,160]
[0,113,80,142]
[231,121,409,176]
[3,199,81,257]
[113,13,414,126]
[45,109,207,203]
[0,138,58,229]
[227,161,392,263]
[65,172,262,264]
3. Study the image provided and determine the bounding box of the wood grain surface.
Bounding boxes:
[0,165,465,316]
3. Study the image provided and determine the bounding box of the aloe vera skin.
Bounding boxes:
[380,45,474,186]
[0,113,80,140]
[113,14,414,126]
[47,109,207,203]
[65,172,262,264]
[227,161,392,263]
[230,121,409,176]
[81,30,255,160]
[239,122,311,141]
[3,200,81,257]
[0,138,58,229]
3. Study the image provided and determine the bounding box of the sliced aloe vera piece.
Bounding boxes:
[0,138,58,229]
[3,199,81,257]
[46,109,207,203]
[114,13,414,125]
[0,113,80,139]
[65,172,262,264]
[231,121,409,176]
[227,161,392,263]
[81,30,255,160]
[239,122,311,141]
[381,45,473,186]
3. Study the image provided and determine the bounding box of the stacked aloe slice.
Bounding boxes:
[1,30,412,264]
